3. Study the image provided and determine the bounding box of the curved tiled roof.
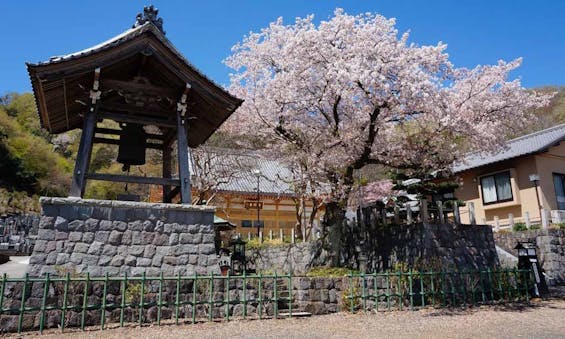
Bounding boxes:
[453,124,565,173]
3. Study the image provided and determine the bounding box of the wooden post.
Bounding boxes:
[494,216,500,232]
[453,203,461,224]
[70,68,101,198]
[393,205,400,224]
[176,84,192,204]
[162,144,172,203]
[420,199,428,225]
[291,229,295,244]
[247,232,251,241]
[381,209,388,225]
[467,202,476,225]
[279,229,283,241]
[541,208,549,230]
[406,205,412,224]
[437,201,445,224]
[259,231,263,244]
[525,211,531,229]
[269,230,273,241]
[508,213,514,228]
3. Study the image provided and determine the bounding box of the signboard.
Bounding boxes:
[244,200,263,209]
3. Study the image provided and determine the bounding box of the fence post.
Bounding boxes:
[453,203,461,224]
[259,231,263,243]
[494,216,500,232]
[420,199,428,225]
[407,205,413,224]
[394,205,400,224]
[280,228,283,241]
[525,211,531,229]
[437,201,445,224]
[291,229,295,244]
[248,232,251,241]
[541,208,549,229]
[269,230,273,241]
[467,202,476,225]
[508,213,514,229]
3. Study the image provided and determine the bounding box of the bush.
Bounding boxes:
[555,222,565,230]
[513,222,527,232]
[530,224,541,230]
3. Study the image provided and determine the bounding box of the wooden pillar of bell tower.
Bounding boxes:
[70,68,101,198]
[176,84,192,204]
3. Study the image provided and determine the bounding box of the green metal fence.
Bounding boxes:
[0,271,293,334]
[345,268,533,313]
[0,268,534,334]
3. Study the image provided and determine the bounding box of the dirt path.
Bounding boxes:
[0,256,28,277]
[13,299,565,339]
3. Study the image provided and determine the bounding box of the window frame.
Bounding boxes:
[479,170,514,205]
[553,172,565,210]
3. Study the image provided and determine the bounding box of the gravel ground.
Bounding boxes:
[12,298,565,339]
[0,256,29,277]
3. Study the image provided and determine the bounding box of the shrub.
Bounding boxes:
[555,222,565,230]
[513,222,527,232]
[530,224,541,230]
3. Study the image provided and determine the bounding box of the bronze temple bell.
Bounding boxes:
[117,123,147,172]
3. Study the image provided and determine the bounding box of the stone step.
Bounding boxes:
[278,310,312,317]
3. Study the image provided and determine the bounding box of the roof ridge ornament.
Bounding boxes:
[133,5,165,34]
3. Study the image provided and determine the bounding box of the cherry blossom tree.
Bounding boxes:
[224,9,552,222]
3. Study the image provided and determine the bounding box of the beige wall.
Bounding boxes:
[454,144,565,226]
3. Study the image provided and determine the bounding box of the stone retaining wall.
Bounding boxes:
[494,229,565,285]
[28,197,219,277]
[247,241,328,274]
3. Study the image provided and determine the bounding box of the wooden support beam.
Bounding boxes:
[92,137,163,150]
[86,173,180,186]
[95,127,165,140]
[176,83,192,204]
[70,68,101,198]
[164,186,180,203]
[99,111,176,128]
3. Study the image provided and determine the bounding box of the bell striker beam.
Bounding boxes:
[176,83,192,204]
[70,68,101,197]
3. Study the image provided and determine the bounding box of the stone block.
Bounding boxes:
[199,244,216,255]
[98,256,112,266]
[155,220,164,232]
[34,240,47,252]
[99,220,113,231]
[74,243,89,253]
[87,241,104,255]
[45,252,58,265]
[56,253,70,265]
[129,245,145,257]
[70,253,84,264]
[137,258,152,267]
[122,230,132,245]
[113,221,128,232]
[54,217,68,231]
[82,232,95,243]
[202,233,215,243]
[85,218,99,231]
[129,220,144,232]
[132,231,143,245]
[179,233,192,244]
[38,229,56,241]
[163,256,178,266]
[94,231,110,243]
[55,231,68,241]
[144,245,156,258]
[68,220,85,231]
[125,255,137,266]
[187,224,198,234]
[68,232,82,242]
[153,234,169,246]
[83,255,100,266]
[38,216,55,229]
[141,231,155,244]
[178,255,189,265]
[169,233,179,245]
[110,256,124,267]
[143,220,155,232]
[102,245,117,256]
[44,241,57,253]
[108,230,123,245]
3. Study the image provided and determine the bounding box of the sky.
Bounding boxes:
[1,0,563,94]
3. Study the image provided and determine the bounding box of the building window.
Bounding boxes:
[480,171,513,204]
[553,173,565,210]
[241,220,264,228]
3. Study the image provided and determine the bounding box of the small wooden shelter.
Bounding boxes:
[26,6,242,204]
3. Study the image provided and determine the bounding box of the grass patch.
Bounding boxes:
[306,267,359,277]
